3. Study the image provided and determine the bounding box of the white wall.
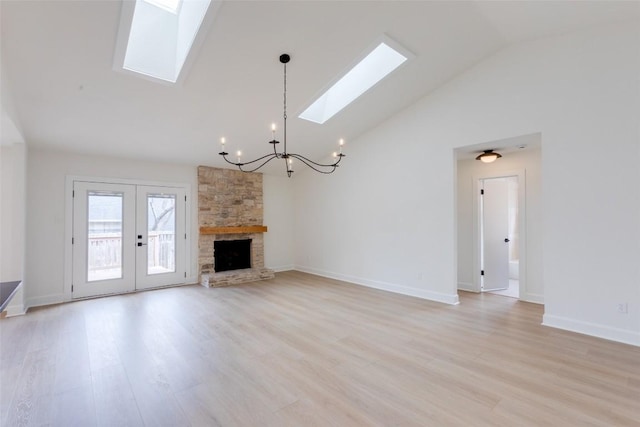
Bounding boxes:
[26,149,200,307]
[0,143,26,283]
[1,53,27,315]
[1,51,25,146]
[0,143,27,316]
[263,174,295,271]
[293,116,460,305]
[1,143,27,317]
[25,149,296,307]
[457,145,543,303]
[293,21,640,345]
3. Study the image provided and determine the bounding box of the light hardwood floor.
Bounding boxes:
[1,271,639,426]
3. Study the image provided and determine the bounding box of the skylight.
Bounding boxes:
[299,41,410,124]
[114,0,214,84]
[143,0,182,14]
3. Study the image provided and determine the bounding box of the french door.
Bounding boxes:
[135,185,186,290]
[72,181,186,299]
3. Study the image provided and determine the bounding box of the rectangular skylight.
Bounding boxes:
[118,0,212,83]
[299,41,409,124]
[143,0,182,14]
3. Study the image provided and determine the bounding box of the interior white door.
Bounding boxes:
[135,185,186,290]
[481,178,510,291]
[72,182,136,298]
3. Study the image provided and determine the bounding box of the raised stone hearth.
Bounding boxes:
[198,166,275,287]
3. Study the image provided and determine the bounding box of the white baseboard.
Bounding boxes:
[521,292,544,305]
[26,294,64,310]
[6,305,27,316]
[543,314,640,347]
[30,280,200,307]
[6,293,27,316]
[270,265,295,273]
[3,284,26,316]
[457,282,476,292]
[296,266,459,305]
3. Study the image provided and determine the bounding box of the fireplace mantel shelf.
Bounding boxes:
[200,225,268,235]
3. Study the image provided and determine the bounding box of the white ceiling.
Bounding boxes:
[1,1,638,174]
[455,132,542,161]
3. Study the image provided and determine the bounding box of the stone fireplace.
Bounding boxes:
[198,166,275,287]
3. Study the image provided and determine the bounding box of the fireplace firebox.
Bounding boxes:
[214,239,252,272]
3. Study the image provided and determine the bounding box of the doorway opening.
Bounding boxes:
[455,133,543,304]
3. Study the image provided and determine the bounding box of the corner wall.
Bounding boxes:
[263,174,295,271]
[293,21,640,345]
[0,143,27,315]
[0,143,25,281]
[25,149,295,307]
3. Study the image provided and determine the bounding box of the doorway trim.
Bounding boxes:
[63,175,192,302]
[472,169,526,299]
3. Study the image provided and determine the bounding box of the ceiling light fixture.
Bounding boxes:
[219,54,345,178]
[475,149,502,163]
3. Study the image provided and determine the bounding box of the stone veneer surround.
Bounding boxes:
[198,166,274,287]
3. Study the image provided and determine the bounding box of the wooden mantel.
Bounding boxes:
[200,225,268,235]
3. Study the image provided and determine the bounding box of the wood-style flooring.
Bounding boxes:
[1,271,639,426]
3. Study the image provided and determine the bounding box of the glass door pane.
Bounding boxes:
[147,194,176,275]
[87,191,124,281]
[72,182,136,299]
[135,185,186,290]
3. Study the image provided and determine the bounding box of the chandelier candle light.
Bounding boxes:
[219,54,346,178]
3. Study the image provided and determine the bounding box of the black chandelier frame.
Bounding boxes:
[219,54,345,178]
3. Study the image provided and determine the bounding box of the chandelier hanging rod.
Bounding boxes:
[218,53,345,178]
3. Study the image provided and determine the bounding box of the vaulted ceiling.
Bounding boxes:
[1,1,638,174]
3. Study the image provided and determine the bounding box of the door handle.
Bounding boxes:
[137,242,147,246]
[504,238,510,243]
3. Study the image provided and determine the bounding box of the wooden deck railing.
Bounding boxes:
[88,231,175,272]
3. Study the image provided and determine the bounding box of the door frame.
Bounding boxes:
[473,169,526,298]
[63,175,192,302]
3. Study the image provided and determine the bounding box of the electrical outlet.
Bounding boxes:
[616,303,628,314]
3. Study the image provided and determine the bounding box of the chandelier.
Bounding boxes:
[219,54,345,178]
